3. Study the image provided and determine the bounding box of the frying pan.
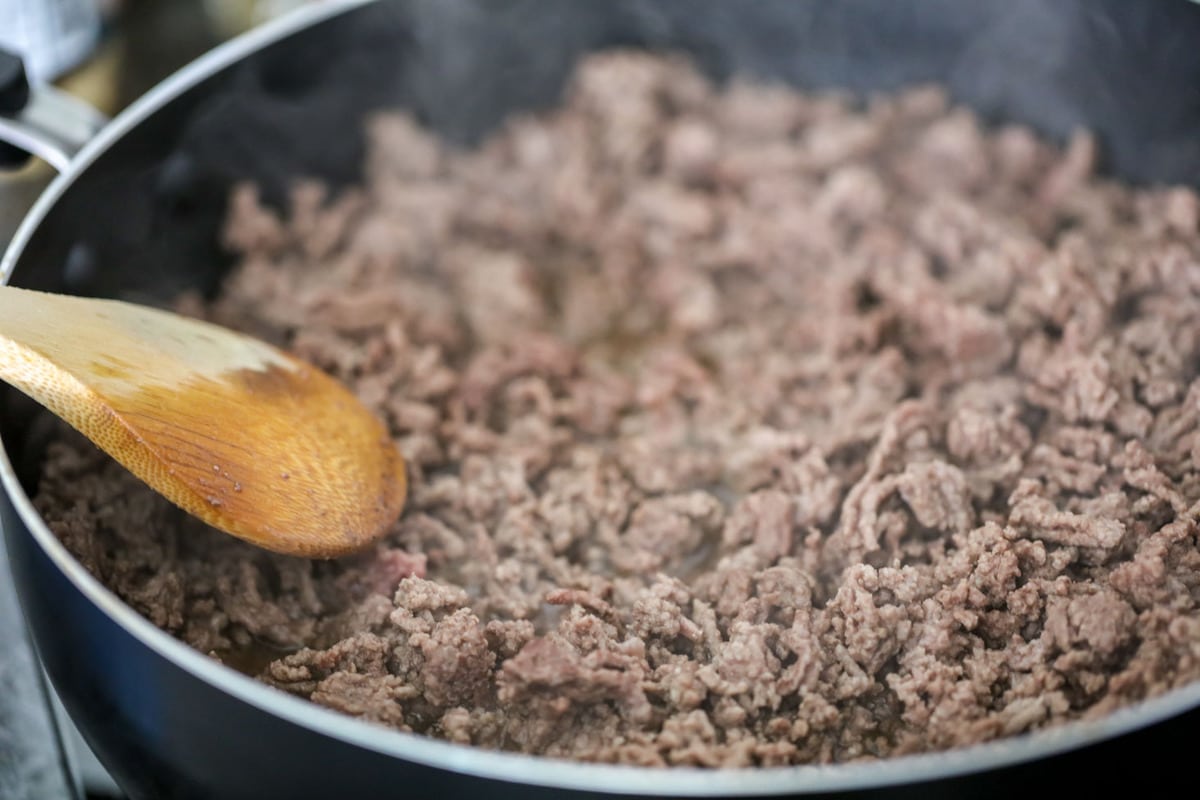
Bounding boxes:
[2,1,1199,797]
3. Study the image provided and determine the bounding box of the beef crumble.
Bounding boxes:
[34,52,1200,766]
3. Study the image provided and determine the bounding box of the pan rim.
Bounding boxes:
[2,0,1199,794]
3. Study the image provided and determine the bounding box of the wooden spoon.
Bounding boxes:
[0,285,406,558]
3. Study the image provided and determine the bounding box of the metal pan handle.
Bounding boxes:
[0,48,107,173]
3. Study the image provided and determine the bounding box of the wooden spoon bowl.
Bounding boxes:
[0,285,406,558]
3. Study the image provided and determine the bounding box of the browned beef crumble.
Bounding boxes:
[34,52,1200,766]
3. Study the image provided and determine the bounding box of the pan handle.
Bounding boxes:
[0,48,107,173]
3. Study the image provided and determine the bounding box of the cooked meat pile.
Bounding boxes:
[35,53,1200,766]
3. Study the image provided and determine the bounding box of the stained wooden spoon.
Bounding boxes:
[0,285,406,558]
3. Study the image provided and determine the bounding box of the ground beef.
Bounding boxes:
[33,52,1200,767]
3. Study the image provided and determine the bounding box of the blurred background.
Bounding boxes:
[0,0,318,252]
